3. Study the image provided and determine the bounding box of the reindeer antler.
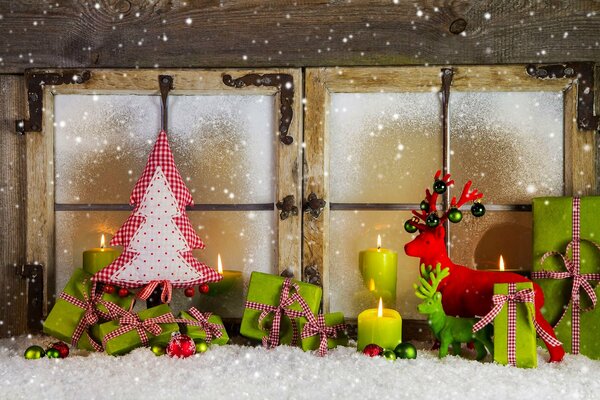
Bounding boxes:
[414,263,450,299]
[439,180,484,224]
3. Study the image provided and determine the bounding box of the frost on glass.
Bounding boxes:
[329,210,424,320]
[449,212,533,271]
[329,93,442,204]
[450,92,564,204]
[54,94,276,205]
[55,210,276,317]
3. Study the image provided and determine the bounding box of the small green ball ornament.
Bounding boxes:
[45,348,61,359]
[195,340,209,354]
[447,208,463,223]
[383,349,397,361]
[151,344,166,356]
[433,180,447,194]
[419,200,430,212]
[426,213,440,228]
[394,342,417,360]
[471,202,486,217]
[404,220,418,233]
[24,345,45,360]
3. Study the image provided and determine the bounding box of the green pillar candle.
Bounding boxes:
[83,235,119,275]
[206,254,242,296]
[359,235,398,307]
[357,299,402,351]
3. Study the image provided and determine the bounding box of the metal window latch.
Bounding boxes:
[18,263,45,333]
[303,193,326,219]
[303,265,322,287]
[276,195,298,220]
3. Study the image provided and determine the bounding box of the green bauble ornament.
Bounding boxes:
[419,200,430,212]
[394,342,417,360]
[24,345,45,360]
[195,340,209,354]
[426,213,440,228]
[151,344,166,356]
[383,349,397,361]
[471,202,486,217]
[433,180,447,194]
[404,220,418,233]
[45,348,60,359]
[447,208,463,223]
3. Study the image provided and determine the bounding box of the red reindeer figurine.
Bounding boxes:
[404,170,565,362]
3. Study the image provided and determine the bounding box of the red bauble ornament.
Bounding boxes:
[184,287,195,297]
[198,284,210,294]
[166,333,196,358]
[51,342,69,358]
[118,288,130,298]
[362,344,384,357]
[103,284,116,295]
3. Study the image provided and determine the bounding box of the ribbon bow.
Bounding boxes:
[531,197,600,354]
[179,307,223,343]
[300,314,346,357]
[244,278,304,348]
[137,280,173,304]
[473,284,561,366]
[102,309,176,348]
[59,281,112,351]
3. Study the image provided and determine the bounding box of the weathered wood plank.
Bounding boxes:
[0,1,599,73]
[0,75,27,337]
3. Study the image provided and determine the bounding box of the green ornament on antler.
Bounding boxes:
[414,264,494,360]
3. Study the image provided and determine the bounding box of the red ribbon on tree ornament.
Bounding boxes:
[244,278,305,348]
[531,197,600,354]
[178,307,223,343]
[136,280,173,304]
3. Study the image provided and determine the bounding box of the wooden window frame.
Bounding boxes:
[304,65,596,313]
[26,68,303,311]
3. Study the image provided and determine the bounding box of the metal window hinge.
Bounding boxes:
[18,263,45,333]
[303,192,326,219]
[16,70,92,134]
[526,62,599,131]
[303,265,322,287]
[276,195,298,220]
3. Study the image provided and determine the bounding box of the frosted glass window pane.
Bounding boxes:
[449,212,532,271]
[329,93,442,203]
[55,210,276,317]
[450,92,564,204]
[329,210,424,320]
[54,94,276,204]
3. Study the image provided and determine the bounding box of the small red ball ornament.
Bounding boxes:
[362,344,384,357]
[198,283,210,294]
[103,284,116,295]
[166,333,196,358]
[51,342,69,358]
[118,288,130,298]
[184,287,195,297]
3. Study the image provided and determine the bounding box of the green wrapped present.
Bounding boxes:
[298,312,348,356]
[43,268,132,351]
[532,196,600,358]
[97,304,179,356]
[179,307,229,345]
[241,272,322,347]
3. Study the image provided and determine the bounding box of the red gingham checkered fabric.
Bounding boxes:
[176,307,224,343]
[296,294,346,356]
[93,130,222,291]
[531,197,600,355]
[101,307,176,348]
[244,278,305,349]
[136,280,173,304]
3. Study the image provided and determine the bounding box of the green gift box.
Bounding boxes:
[493,282,538,368]
[240,271,322,345]
[97,304,179,356]
[532,196,600,359]
[179,309,229,346]
[43,268,132,351]
[298,312,348,352]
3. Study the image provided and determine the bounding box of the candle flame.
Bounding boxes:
[499,255,505,271]
[368,279,375,292]
[100,234,106,249]
[377,234,382,250]
[217,254,223,274]
[377,297,383,317]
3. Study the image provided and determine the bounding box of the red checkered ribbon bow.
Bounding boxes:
[59,281,112,351]
[136,280,173,304]
[531,197,600,354]
[300,314,346,357]
[244,278,305,348]
[473,284,561,366]
[178,307,223,343]
[101,309,176,348]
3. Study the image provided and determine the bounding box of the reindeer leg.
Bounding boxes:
[533,283,565,362]
[438,338,451,358]
[451,341,461,356]
[473,340,487,361]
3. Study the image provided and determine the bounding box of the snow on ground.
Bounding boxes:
[1,336,599,400]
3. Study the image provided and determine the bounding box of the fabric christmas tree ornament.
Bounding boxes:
[94,130,222,301]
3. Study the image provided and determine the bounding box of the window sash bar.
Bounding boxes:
[54,203,275,212]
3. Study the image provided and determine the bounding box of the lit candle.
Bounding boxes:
[206,254,242,296]
[359,235,398,307]
[357,298,403,351]
[497,254,530,277]
[82,234,119,275]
